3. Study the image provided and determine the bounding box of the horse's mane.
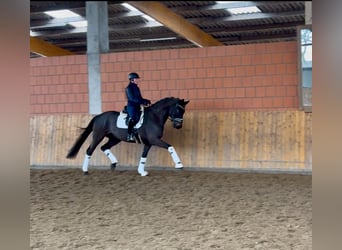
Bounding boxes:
[151,97,178,107]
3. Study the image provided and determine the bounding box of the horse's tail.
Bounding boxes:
[66,116,96,159]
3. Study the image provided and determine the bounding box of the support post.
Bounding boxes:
[86,1,109,114]
[305,2,312,25]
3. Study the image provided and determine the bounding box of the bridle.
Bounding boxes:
[168,103,185,124]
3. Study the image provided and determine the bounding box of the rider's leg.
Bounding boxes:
[126,106,141,142]
[127,118,136,142]
[126,106,136,142]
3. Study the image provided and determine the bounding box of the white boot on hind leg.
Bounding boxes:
[137,157,149,176]
[175,162,183,169]
[82,154,91,174]
[139,170,149,176]
[103,149,118,165]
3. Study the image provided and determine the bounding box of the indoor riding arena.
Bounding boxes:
[30,2,312,249]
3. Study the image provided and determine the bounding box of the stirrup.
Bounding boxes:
[127,134,135,142]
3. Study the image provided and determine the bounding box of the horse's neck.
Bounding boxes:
[151,105,169,121]
[150,98,175,121]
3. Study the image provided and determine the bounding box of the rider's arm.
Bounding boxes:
[126,85,149,105]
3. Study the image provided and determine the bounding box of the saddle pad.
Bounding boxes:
[116,110,144,129]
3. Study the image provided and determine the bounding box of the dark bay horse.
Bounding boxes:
[66,97,190,176]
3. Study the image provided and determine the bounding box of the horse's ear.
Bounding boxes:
[183,99,190,105]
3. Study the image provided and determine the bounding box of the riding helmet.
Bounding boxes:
[128,72,140,80]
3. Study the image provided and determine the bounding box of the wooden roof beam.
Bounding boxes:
[30,37,75,57]
[127,1,223,47]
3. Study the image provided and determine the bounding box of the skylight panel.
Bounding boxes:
[142,14,162,26]
[121,3,139,12]
[43,9,87,29]
[69,20,88,28]
[121,3,162,26]
[227,6,261,15]
[45,10,81,19]
[142,14,158,23]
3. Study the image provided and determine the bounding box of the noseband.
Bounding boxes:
[171,117,183,123]
[168,103,184,123]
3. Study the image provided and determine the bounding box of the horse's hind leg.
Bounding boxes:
[100,136,121,171]
[82,154,91,174]
[82,133,105,175]
[137,144,152,176]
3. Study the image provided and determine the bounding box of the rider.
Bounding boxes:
[125,72,151,142]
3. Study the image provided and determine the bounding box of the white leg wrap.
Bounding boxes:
[138,157,148,176]
[168,146,183,169]
[103,149,118,164]
[82,154,91,172]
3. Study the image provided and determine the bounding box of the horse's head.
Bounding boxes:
[169,98,190,129]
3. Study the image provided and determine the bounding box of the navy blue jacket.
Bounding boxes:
[125,82,149,107]
[125,82,150,121]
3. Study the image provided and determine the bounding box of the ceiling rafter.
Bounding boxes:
[30,37,75,57]
[127,1,224,47]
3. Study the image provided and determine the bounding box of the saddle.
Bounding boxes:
[116,105,145,129]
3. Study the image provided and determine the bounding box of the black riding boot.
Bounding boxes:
[127,119,135,142]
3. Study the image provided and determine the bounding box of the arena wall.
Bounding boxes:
[30,41,312,173]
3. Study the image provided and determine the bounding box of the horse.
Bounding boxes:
[66,97,190,176]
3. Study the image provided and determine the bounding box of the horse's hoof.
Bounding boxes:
[83,171,89,175]
[111,163,117,170]
[139,171,149,176]
[175,163,183,169]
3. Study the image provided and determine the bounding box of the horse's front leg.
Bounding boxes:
[151,139,183,169]
[138,144,152,176]
[168,146,183,169]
